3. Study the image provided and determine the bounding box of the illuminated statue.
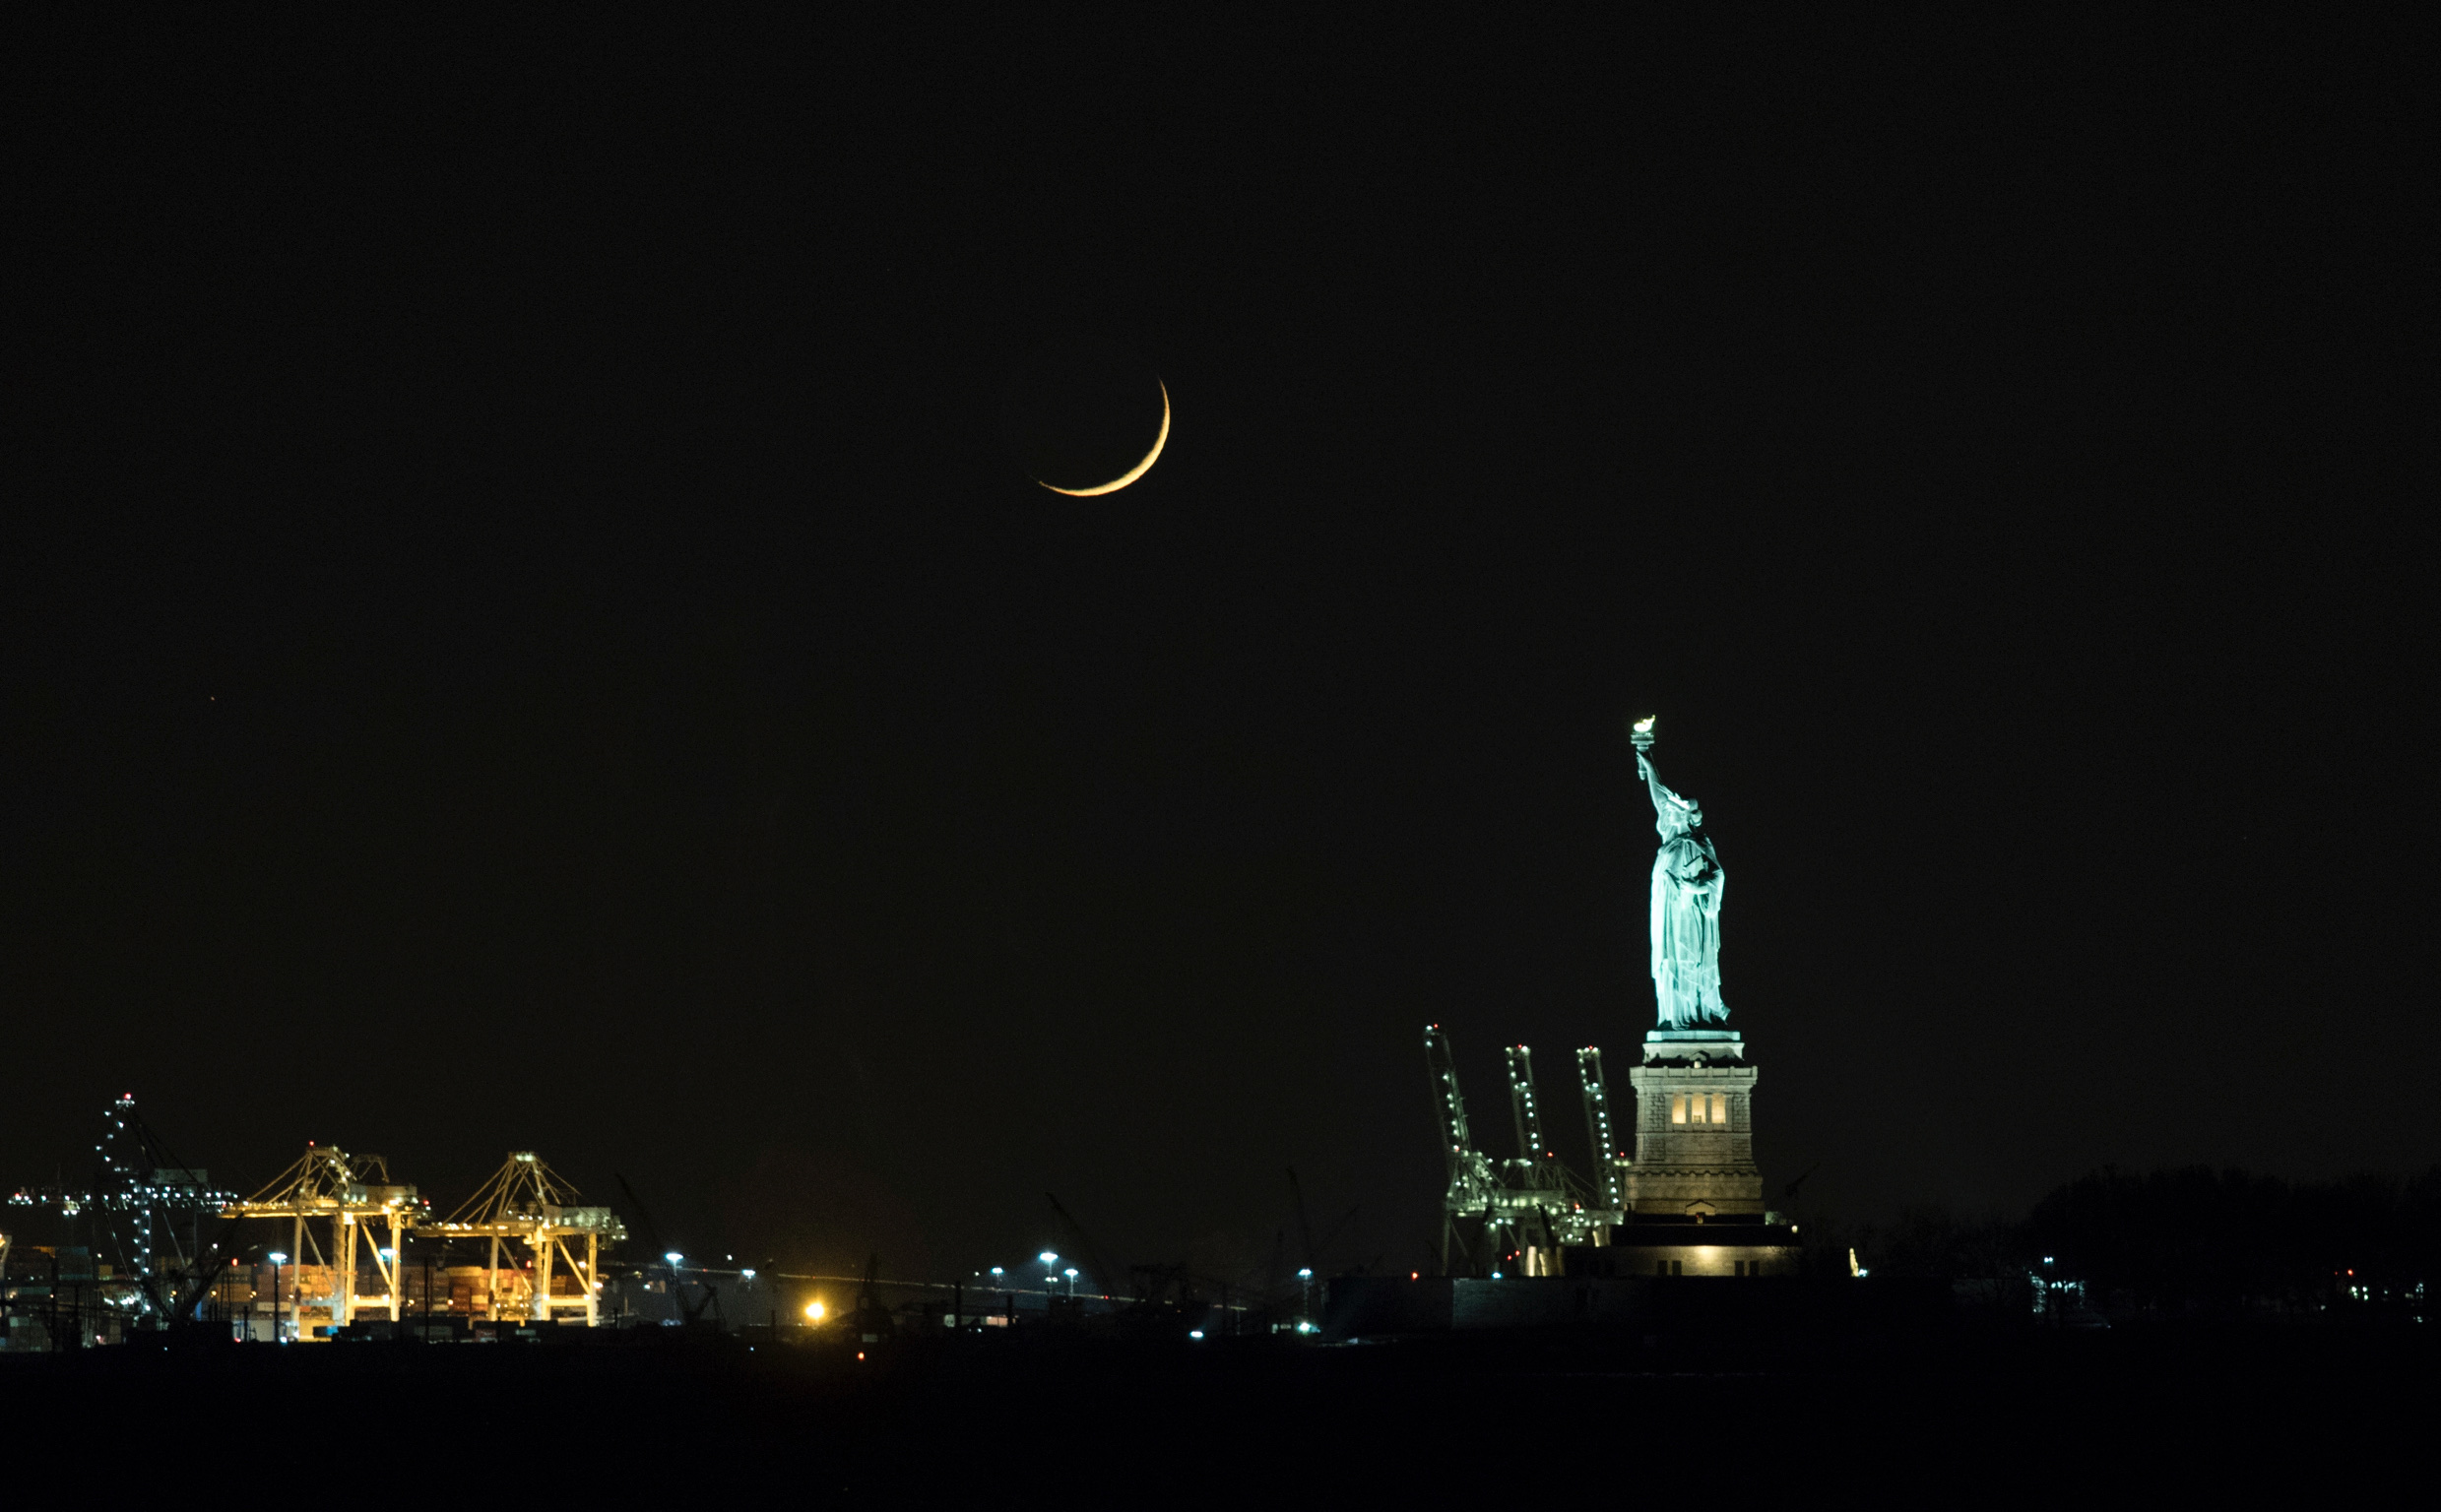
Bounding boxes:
[1634,720,1727,1030]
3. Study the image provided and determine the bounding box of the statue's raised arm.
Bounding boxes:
[1637,751,1701,841]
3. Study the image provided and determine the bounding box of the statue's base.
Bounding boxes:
[1624,1031,1764,1217]
[1643,1029,1742,1065]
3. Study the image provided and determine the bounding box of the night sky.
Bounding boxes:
[5,15,2429,1282]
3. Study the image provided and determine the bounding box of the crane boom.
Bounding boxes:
[1285,1167,1319,1273]
[1045,1193,1124,1300]
[1423,1025,1498,1272]
[1503,1044,1552,1162]
[1575,1045,1625,1212]
[1423,1024,1473,1168]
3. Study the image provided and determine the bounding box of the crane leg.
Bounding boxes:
[290,1215,304,1339]
[532,1228,552,1324]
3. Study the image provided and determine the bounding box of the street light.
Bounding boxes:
[1063,1266,1079,1296]
[267,1251,289,1345]
[1038,1251,1058,1267]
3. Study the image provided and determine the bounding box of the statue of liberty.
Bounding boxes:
[1633,719,1727,1029]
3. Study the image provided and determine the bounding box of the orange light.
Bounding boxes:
[856,1351,866,1360]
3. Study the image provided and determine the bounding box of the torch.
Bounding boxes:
[1631,716,1656,754]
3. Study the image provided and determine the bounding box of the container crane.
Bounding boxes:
[1045,1192,1124,1301]
[219,1145,417,1332]
[611,1174,719,1326]
[422,1153,622,1325]
[91,1096,241,1328]
[1424,1025,1498,1272]
[1424,1027,1621,1276]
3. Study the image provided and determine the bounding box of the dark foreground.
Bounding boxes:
[3,1321,2430,1491]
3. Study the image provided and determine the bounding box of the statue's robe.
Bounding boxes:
[1650,831,1726,1027]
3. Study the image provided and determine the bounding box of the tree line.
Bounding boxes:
[1810,1165,2441,1317]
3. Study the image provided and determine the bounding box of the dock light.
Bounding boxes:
[665,1251,683,1266]
[1490,1271,1503,1280]
[740,1269,756,1281]
[1039,1251,1058,1267]
[804,1301,826,1322]
[991,1267,1004,1278]
[269,1251,288,1265]
[1298,1268,1313,1279]
[379,1248,396,1262]
[1188,1330,1204,1340]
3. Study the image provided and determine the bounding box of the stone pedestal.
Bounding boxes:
[1619,1030,1765,1218]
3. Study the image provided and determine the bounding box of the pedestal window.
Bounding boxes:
[1670,1093,1730,1125]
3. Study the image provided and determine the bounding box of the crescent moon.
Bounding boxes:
[1035,379,1169,497]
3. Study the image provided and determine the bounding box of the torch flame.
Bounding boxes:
[1633,716,1656,732]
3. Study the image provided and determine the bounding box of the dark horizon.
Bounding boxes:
[4,15,2429,1283]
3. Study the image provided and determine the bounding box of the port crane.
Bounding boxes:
[88,1096,242,1325]
[1425,1023,1497,1272]
[421,1153,622,1325]
[220,1145,418,1330]
[613,1172,716,1325]
[219,1147,617,1331]
[12,1100,632,1343]
[1423,1026,1623,1275]
[5,1098,243,1343]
